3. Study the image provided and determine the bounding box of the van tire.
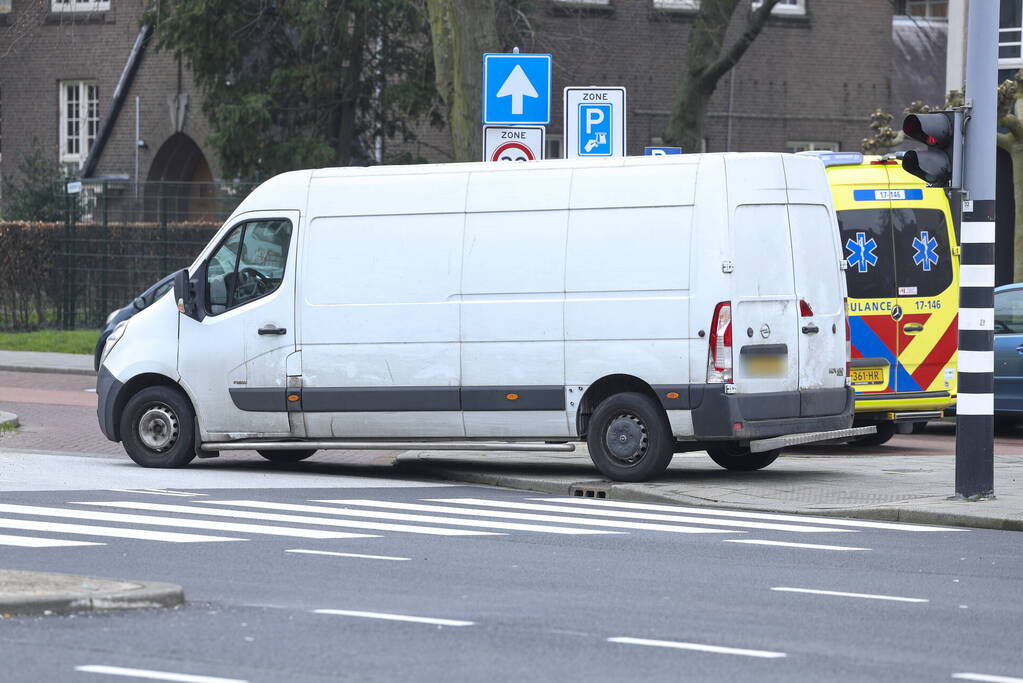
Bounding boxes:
[586,392,674,482]
[853,422,896,447]
[706,443,781,471]
[120,386,197,468]
[257,449,317,463]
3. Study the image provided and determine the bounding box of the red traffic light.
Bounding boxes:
[901,111,960,187]
[903,113,953,148]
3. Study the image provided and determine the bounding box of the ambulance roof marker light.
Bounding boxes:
[794,151,863,167]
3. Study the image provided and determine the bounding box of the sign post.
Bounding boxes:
[563,87,626,159]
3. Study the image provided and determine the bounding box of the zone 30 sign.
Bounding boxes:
[483,125,545,162]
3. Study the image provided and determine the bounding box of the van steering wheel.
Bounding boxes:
[233,267,271,301]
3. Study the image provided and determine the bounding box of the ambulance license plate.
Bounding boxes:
[850,367,885,386]
[745,354,786,377]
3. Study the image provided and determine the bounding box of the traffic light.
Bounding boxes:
[902,111,963,188]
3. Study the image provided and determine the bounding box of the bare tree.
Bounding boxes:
[997,71,1023,281]
[663,0,780,152]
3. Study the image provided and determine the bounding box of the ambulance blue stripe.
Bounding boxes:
[848,316,922,392]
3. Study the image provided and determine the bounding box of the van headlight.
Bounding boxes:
[100,320,129,365]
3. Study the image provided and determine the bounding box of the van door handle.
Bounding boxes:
[258,325,287,336]
[903,323,925,333]
[801,324,819,334]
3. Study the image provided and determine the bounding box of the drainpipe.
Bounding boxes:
[81,24,153,178]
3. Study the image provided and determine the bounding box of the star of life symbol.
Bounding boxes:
[912,231,939,272]
[845,231,878,273]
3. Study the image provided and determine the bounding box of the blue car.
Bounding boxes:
[994,283,1023,417]
[93,274,175,371]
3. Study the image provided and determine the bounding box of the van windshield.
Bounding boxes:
[837,208,953,300]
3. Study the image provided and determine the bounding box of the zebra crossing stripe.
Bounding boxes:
[197,500,621,535]
[75,501,499,537]
[0,533,103,548]
[0,518,241,543]
[534,497,956,531]
[316,499,737,534]
[421,498,854,534]
[0,503,364,540]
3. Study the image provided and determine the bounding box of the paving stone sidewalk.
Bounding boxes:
[397,448,1023,531]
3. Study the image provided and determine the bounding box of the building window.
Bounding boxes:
[653,0,699,10]
[51,0,110,11]
[752,0,806,16]
[786,140,839,153]
[545,134,562,160]
[60,81,100,165]
[905,0,947,19]
[0,0,11,13]
[1001,0,1023,72]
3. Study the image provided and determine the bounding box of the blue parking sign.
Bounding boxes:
[482,53,551,125]
[578,103,613,156]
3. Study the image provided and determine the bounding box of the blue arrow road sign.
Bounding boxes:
[483,53,551,125]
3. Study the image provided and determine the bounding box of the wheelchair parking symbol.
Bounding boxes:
[578,103,612,156]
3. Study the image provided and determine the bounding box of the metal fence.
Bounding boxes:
[0,179,257,331]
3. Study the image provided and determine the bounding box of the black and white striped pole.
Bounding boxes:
[955,0,997,499]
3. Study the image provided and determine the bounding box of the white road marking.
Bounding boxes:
[0,503,363,540]
[76,664,247,683]
[108,489,206,497]
[0,518,238,543]
[312,609,473,627]
[0,533,103,548]
[206,500,621,535]
[535,497,957,532]
[953,674,1023,683]
[318,499,735,535]
[76,501,498,537]
[724,539,870,551]
[423,498,848,533]
[286,549,411,561]
[608,637,786,659]
[771,587,929,603]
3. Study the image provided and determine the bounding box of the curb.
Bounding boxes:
[0,571,184,618]
[0,364,96,377]
[0,411,18,430]
[399,461,1023,533]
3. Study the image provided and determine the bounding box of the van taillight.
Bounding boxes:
[844,297,852,378]
[707,301,733,384]
[799,299,814,317]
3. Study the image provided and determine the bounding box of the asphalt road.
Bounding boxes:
[2,370,1023,682]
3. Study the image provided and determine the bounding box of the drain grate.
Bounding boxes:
[570,484,609,499]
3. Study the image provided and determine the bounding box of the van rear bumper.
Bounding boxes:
[688,385,854,440]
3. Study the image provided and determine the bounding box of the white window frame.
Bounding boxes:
[51,0,109,12]
[653,0,700,11]
[786,140,839,153]
[752,0,806,16]
[60,81,100,165]
[1001,0,1023,72]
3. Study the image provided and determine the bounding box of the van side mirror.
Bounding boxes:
[172,268,199,320]
[132,296,146,312]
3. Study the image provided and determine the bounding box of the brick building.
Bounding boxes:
[0,0,215,217]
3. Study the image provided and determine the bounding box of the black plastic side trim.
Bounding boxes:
[856,390,950,401]
[229,388,288,412]
[302,387,459,412]
[96,366,124,442]
[462,386,564,411]
[652,385,693,410]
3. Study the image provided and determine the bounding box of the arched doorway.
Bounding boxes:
[145,133,215,221]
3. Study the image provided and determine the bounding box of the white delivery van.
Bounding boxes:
[96,153,864,482]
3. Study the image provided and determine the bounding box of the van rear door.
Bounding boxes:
[731,203,800,401]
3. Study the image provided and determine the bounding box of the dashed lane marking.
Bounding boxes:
[76,664,248,683]
[771,587,929,603]
[286,549,411,561]
[312,609,474,627]
[724,539,870,551]
[608,637,786,659]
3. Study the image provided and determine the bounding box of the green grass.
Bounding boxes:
[0,329,100,355]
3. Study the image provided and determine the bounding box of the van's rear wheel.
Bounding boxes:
[852,422,896,446]
[706,443,781,471]
[120,386,197,468]
[257,449,317,463]
[586,392,674,482]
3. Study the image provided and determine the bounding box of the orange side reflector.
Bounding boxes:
[506,393,519,401]
[287,394,300,402]
[666,392,680,400]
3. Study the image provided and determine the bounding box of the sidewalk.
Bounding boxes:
[396,447,1023,531]
[0,569,182,617]
[0,350,94,376]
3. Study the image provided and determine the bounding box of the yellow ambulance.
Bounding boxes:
[801,152,959,445]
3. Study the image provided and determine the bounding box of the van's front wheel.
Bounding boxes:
[120,386,197,468]
[706,443,781,471]
[258,449,317,463]
[586,392,674,482]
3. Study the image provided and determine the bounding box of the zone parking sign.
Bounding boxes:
[564,87,626,159]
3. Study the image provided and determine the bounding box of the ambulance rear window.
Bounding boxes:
[893,209,952,298]
[837,209,895,299]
